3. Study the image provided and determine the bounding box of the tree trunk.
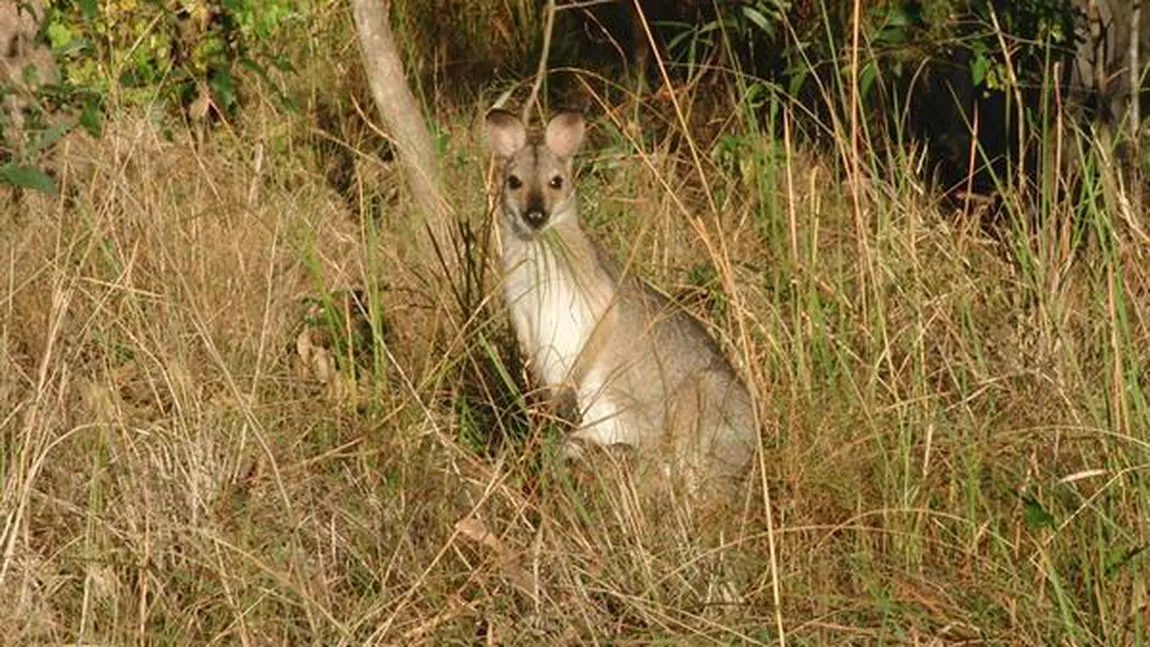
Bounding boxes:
[352,0,459,372]
[351,0,453,266]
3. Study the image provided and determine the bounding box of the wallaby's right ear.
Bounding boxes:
[485,109,527,159]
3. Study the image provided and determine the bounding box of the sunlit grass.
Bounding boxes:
[2,8,1149,645]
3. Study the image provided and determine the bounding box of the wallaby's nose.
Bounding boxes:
[523,209,548,229]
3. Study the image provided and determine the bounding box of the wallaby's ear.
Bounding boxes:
[544,111,585,159]
[485,109,527,158]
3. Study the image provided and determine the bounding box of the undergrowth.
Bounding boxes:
[2,4,1149,645]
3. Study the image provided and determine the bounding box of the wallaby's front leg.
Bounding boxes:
[559,315,631,457]
[564,372,634,458]
[547,383,580,427]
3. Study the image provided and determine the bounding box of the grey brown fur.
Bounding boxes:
[485,109,756,493]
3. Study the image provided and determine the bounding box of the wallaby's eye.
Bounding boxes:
[548,176,563,190]
[507,175,522,190]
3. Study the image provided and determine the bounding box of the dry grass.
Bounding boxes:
[3,53,1150,646]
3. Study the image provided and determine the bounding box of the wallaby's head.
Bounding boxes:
[485,109,585,237]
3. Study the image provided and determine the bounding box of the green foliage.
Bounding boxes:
[0,163,58,194]
[698,0,1081,101]
[966,0,1076,90]
[1023,494,1057,530]
[0,0,311,192]
[46,0,306,114]
[662,1,791,79]
[862,0,1078,96]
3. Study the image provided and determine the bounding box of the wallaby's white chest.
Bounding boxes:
[502,239,609,387]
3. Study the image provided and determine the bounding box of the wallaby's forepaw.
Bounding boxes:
[549,386,581,425]
[561,437,587,461]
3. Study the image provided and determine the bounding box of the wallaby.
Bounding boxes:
[485,109,757,493]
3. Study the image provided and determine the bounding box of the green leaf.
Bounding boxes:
[787,66,809,99]
[0,164,58,194]
[741,6,776,39]
[80,98,104,138]
[1105,545,1146,579]
[858,60,877,101]
[970,55,989,87]
[877,26,907,45]
[209,67,237,110]
[46,22,75,49]
[883,4,916,28]
[79,0,98,19]
[1022,495,1055,530]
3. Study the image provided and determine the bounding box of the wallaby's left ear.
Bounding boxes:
[544,111,585,159]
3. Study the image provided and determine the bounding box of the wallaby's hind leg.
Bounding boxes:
[668,368,756,491]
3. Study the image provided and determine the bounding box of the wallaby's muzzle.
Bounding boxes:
[522,193,549,229]
[523,209,548,229]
